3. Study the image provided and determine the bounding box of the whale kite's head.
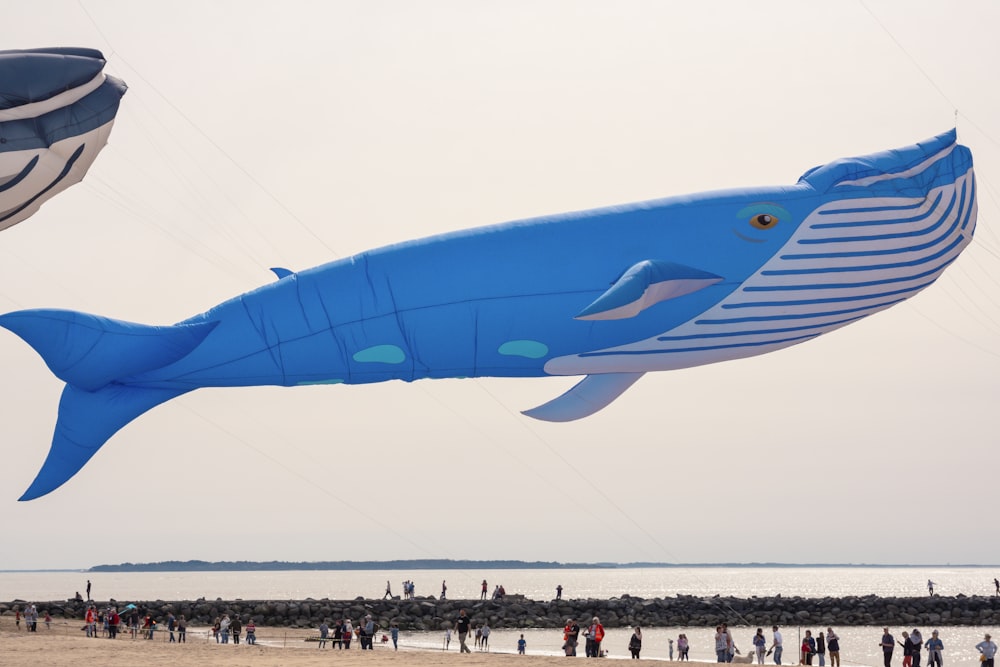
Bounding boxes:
[548,129,976,376]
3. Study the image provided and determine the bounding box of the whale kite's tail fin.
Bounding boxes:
[0,309,216,500]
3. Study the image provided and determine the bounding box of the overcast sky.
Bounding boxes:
[0,1,998,571]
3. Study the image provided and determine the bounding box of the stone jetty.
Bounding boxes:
[4,594,1000,629]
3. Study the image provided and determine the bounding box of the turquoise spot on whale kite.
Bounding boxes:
[353,345,406,364]
[498,340,549,359]
[296,379,344,385]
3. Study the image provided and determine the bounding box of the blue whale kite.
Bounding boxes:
[0,130,976,499]
[0,47,127,231]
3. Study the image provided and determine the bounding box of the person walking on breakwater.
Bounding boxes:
[995,578,999,596]
[978,634,998,667]
[557,584,563,600]
[384,580,392,599]
[927,579,935,596]
[441,580,447,599]
[881,628,896,667]
[87,579,91,601]
[455,609,472,653]
[827,628,840,667]
[481,579,488,600]
[770,626,784,665]
[925,630,943,667]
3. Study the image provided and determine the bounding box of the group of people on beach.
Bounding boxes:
[316,614,398,650]
[880,627,962,667]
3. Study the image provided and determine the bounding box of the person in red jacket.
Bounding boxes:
[585,616,605,657]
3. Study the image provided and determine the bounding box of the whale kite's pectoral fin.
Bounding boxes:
[270,267,294,280]
[575,260,723,321]
[522,372,645,422]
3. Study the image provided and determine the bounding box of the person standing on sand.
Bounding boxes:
[817,631,826,667]
[455,609,472,653]
[716,626,729,662]
[771,626,784,665]
[977,634,998,667]
[519,633,527,654]
[444,626,451,650]
[588,616,605,658]
[178,615,187,643]
[899,630,914,667]
[754,628,768,665]
[679,633,690,660]
[343,618,353,649]
[629,626,643,659]
[390,622,399,650]
[481,621,491,651]
[244,618,254,645]
[881,628,896,667]
[231,615,241,645]
[827,628,840,667]
[564,618,580,656]
[925,630,943,667]
[319,620,329,648]
[911,629,924,667]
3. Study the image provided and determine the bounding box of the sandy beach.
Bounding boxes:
[0,619,676,667]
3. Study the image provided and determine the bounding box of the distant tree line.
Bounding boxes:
[85,560,986,572]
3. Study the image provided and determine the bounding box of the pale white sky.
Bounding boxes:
[0,1,998,570]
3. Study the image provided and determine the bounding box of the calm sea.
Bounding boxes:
[2,567,998,667]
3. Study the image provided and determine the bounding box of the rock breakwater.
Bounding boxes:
[4,594,1000,630]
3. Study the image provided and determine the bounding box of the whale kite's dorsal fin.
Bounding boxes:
[575,260,722,321]
[270,267,294,280]
[522,372,645,422]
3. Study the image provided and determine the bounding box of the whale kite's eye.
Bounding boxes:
[750,213,777,229]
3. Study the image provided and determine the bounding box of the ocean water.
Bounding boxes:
[2,567,998,667]
[3,566,997,602]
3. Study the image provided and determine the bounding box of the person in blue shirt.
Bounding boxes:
[518,634,526,654]
[925,630,943,667]
[976,634,997,667]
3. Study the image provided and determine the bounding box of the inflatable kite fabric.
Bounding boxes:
[0,130,976,499]
[0,47,126,231]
